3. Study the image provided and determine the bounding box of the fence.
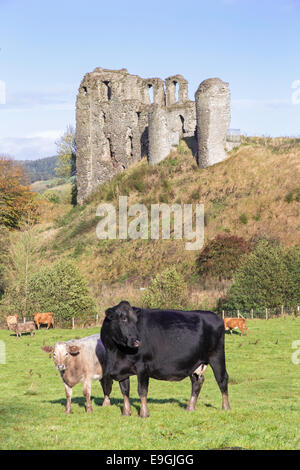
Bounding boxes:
[221,305,300,320]
[0,313,102,330]
[1,306,299,330]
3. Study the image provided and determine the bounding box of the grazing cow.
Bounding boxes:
[34,312,54,330]
[6,314,18,330]
[101,301,231,418]
[224,318,248,336]
[42,334,113,413]
[12,321,35,338]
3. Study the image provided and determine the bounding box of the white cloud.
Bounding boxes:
[0,130,65,160]
[3,85,76,112]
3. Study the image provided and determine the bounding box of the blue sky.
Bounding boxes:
[0,0,299,160]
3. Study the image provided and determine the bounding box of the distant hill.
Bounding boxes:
[22,155,58,183]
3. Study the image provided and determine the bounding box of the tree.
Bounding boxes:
[28,259,97,326]
[55,126,76,178]
[0,219,39,317]
[0,226,9,299]
[223,240,291,311]
[142,267,188,309]
[0,156,38,228]
[284,246,300,308]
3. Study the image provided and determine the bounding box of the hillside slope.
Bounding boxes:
[32,137,300,309]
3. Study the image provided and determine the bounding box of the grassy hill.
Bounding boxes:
[25,137,300,312]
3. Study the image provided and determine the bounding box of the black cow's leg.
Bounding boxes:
[186,373,205,411]
[209,349,231,410]
[119,378,131,416]
[100,375,112,407]
[137,372,149,418]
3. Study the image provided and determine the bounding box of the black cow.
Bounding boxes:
[101,301,231,418]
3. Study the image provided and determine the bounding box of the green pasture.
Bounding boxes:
[0,318,299,450]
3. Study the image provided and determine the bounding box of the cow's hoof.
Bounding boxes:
[65,409,72,414]
[122,409,131,416]
[102,398,111,407]
[186,406,195,412]
[222,404,231,410]
[139,411,150,419]
[86,406,93,413]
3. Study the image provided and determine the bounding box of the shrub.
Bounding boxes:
[196,234,252,280]
[284,246,300,307]
[141,267,188,310]
[0,226,9,299]
[223,240,295,311]
[0,156,38,228]
[239,213,248,224]
[42,191,61,204]
[28,260,97,326]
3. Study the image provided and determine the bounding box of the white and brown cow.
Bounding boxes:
[42,334,112,413]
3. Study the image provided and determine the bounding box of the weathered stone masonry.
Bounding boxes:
[76,68,231,203]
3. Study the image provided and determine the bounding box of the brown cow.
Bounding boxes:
[42,334,112,413]
[224,317,248,336]
[34,312,54,330]
[6,315,18,330]
[12,321,35,338]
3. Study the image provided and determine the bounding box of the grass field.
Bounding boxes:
[0,318,299,450]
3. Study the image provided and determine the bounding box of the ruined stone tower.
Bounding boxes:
[76,67,231,203]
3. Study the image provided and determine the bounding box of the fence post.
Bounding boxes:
[72,318,75,329]
[96,314,99,324]
[23,317,26,323]
[265,308,268,320]
[237,310,240,318]
[251,308,254,319]
[281,305,284,316]
[222,310,225,320]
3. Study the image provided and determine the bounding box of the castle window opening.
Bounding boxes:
[103,81,112,100]
[83,86,87,95]
[174,81,179,102]
[148,84,154,104]
[180,115,185,134]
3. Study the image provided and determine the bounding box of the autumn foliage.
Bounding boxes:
[196,234,253,280]
[0,156,38,228]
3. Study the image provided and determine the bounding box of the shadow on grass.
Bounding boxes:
[225,330,243,336]
[9,332,35,338]
[47,396,217,413]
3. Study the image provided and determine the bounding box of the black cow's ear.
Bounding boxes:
[133,307,142,316]
[105,307,115,320]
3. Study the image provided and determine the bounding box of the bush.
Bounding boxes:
[223,240,299,311]
[141,267,188,309]
[28,260,97,326]
[0,227,9,299]
[196,234,252,280]
[284,246,300,307]
[239,213,248,224]
[42,191,61,204]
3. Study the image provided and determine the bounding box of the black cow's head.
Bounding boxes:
[105,301,141,349]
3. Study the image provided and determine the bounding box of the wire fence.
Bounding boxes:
[1,305,299,330]
[220,305,300,320]
[0,313,102,330]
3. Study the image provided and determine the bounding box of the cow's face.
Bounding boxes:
[42,343,80,371]
[105,301,141,349]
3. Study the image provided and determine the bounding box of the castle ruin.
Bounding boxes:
[76,68,231,204]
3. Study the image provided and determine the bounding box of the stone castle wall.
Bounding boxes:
[76,67,231,203]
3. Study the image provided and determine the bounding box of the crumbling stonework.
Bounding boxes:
[76,68,231,203]
[195,78,230,168]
